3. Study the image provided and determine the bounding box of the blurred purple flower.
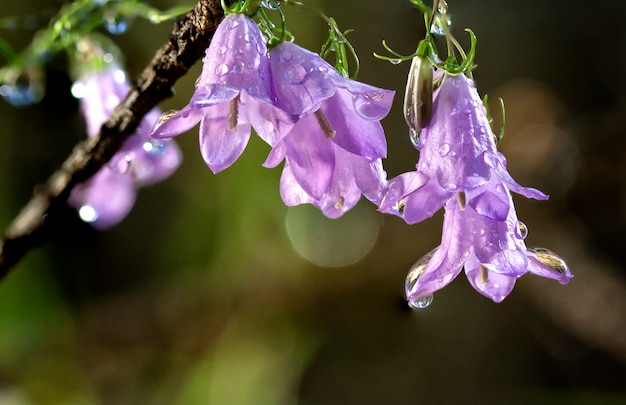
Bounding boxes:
[406,191,572,305]
[151,13,292,173]
[379,73,547,224]
[69,65,181,229]
[263,41,395,217]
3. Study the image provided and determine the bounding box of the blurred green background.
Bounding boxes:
[1,0,626,403]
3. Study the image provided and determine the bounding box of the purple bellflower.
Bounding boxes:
[406,191,573,305]
[68,65,181,229]
[263,41,394,217]
[150,13,292,173]
[379,72,547,224]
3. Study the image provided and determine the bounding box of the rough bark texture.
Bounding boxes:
[0,0,227,279]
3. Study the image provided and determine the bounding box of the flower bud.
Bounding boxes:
[403,45,433,131]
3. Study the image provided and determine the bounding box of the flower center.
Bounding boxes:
[314,109,336,139]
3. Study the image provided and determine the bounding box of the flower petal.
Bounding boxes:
[151,105,204,139]
[465,253,517,303]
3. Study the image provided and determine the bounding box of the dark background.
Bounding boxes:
[0,0,625,403]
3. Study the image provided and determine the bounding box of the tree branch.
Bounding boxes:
[0,0,226,280]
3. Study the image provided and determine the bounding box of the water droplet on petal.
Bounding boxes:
[111,155,132,174]
[285,68,302,84]
[443,183,457,191]
[352,92,385,120]
[261,0,281,9]
[143,139,166,154]
[528,247,569,275]
[517,221,528,239]
[279,50,293,63]
[216,63,230,76]
[438,143,451,157]
[78,205,99,223]
[227,18,240,29]
[408,295,433,309]
[155,109,180,129]
[232,61,245,74]
[243,33,252,43]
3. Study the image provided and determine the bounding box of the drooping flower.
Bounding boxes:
[150,13,292,173]
[68,65,181,229]
[405,190,572,305]
[263,41,395,216]
[379,72,547,224]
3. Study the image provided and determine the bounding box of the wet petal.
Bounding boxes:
[151,106,204,139]
[465,254,517,303]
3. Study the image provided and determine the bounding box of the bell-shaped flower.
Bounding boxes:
[150,13,292,173]
[263,41,394,216]
[405,190,572,305]
[69,65,182,229]
[380,72,546,224]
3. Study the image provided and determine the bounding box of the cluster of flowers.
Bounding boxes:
[69,54,181,229]
[150,13,394,218]
[69,9,571,305]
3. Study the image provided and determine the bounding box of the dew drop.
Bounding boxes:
[70,82,86,99]
[218,46,227,55]
[243,33,252,43]
[232,61,245,74]
[408,295,433,309]
[78,205,99,223]
[443,183,457,191]
[0,67,45,106]
[216,63,230,76]
[389,58,402,65]
[517,221,528,239]
[528,247,569,276]
[285,68,302,84]
[261,0,281,9]
[143,139,166,154]
[111,155,132,174]
[438,143,451,157]
[352,92,385,120]
[104,14,128,35]
[279,50,293,63]
[405,248,437,298]
[156,109,180,127]
[409,128,422,149]
[227,18,240,29]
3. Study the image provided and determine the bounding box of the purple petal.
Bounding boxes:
[269,41,340,116]
[68,168,137,230]
[406,200,471,300]
[241,91,295,146]
[281,116,335,199]
[195,13,272,105]
[465,253,517,303]
[321,89,387,158]
[402,177,450,224]
[279,161,315,206]
[378,171,429,215]
[151,105,204,139]
[198,103,251,173]
[526,248,573,284]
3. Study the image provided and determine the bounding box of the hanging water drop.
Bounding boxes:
[0,66,45,106]
[389,58,402,65]
[408,295,433,309]
[528,247,569,276]
[517,221,528,239]
[104,13,129,34]
[409,128,422,149]
[405,248,437,296]
[261,0,282,10]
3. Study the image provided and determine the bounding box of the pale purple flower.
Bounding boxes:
[379,72,547,224]
[406,190,572,304]
[263,41,395,216]
[69,65,181,229]
[150,13,292,173]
